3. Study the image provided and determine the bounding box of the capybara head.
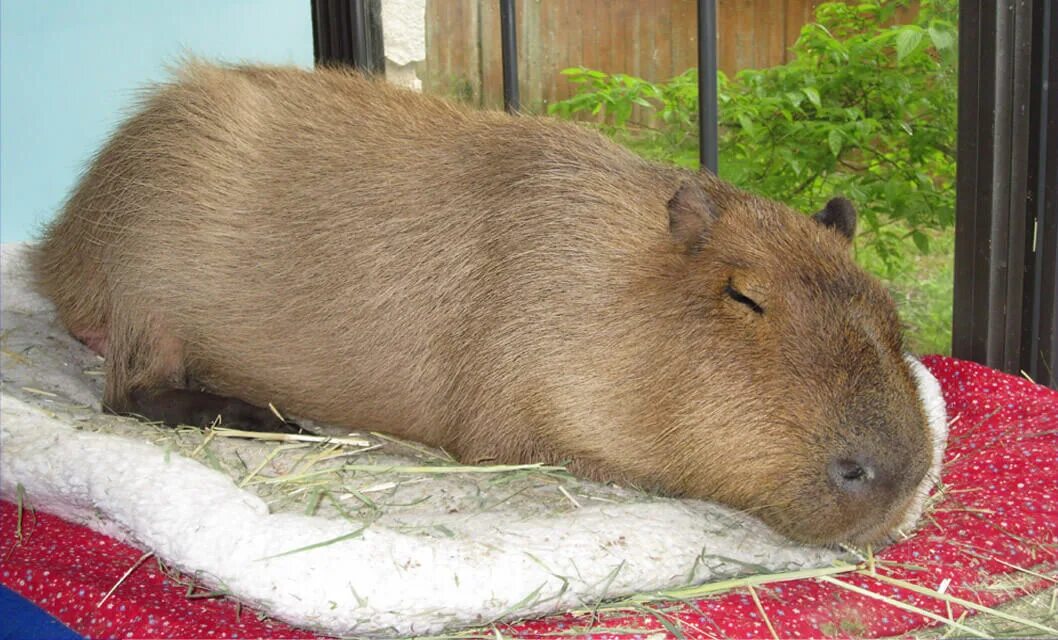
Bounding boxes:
[627,175,933,544]
[29,61,936,547]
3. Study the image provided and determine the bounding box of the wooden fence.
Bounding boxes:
[423,0,829,111]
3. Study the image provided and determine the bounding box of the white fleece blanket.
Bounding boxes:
[0,243,948,636]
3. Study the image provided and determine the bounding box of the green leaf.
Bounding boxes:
[737,113,755,134]
[911,230,931,254]
[895,28,924,62]
[884,179,906,208]
[928,25,955,51]
[828,129,842,157]
[861,207,880,231]
[802,87,822,109]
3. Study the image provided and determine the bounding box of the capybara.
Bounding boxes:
[32,61,932,544]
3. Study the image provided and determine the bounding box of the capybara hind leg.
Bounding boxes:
[101,318,187,415]
[116,388,301,433]
[72,327,109,356]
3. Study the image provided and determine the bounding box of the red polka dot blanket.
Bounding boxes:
[1,355,1055,638]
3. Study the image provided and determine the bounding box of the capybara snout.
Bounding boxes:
[32,61,933,544]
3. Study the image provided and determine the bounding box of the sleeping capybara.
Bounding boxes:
[32,61,932,544]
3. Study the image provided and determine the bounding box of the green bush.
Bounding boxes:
[548,0,957,353]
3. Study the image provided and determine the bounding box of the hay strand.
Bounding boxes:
[558,485,581,509]
[258,525,369,560]
[642,562,859,601]
[211,427,370,447]
[14,483,27,545]
[818,575,989,638]
[98,552,153,607]
[868,571,1058,635]
[748,585,779,640]
[21,386,57,397]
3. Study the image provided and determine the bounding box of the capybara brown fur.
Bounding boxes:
[32,61,932,544]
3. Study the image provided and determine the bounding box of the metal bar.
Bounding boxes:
[335,0,350,64]
[311,0,325,63]
[952,1,983,361]
[499,0,519,113]
[349,0,372,71]
[995,0,1034,371]
[347,0,386,73]
[697,0,719,173]
[1027,0,1057,387]
[311,0,385,75]
[954,1,1004,366]
[985,1,1011,366]
[367,0,385,74]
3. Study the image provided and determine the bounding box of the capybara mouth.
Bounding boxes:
[839,493,923,546]
[767,500,916,547]
[755,450,932,546]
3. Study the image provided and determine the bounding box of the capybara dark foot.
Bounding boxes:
[109,388,302,433]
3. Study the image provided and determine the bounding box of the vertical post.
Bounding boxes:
[1024,0,1057,386]
[499,0,520,113]
[953,0,1057,388]
[697,0,719,173]
[311,0,385,75]
[349,0,373,71]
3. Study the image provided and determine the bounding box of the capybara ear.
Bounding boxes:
[813,197,857,242]
[667,181,717,253]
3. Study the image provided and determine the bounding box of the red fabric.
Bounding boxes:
[2,356,1055,639]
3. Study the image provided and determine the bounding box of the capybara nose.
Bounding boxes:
[827,456,882,495]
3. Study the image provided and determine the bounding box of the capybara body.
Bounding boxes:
[33,61,931,544]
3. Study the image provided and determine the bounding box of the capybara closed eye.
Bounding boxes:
[32,61,932,544]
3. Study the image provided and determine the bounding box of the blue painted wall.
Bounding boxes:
[0,0,313,243]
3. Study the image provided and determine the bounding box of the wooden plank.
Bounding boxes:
[451,0,467,99]
[597,0,614,74]
[764,0,786,69]
[422,0,438,94]
[654,1,674,81]
[629,2,642,89]
[480,0,502,108]
[561,0,583,105]
[522,0,540,112]
[423,0,434,92]
[539,0,560,109]
[784,0,816,64]
[606,2,634,120]
[581,0,598,87]
[716,0,738,78]
[671,0,697,76]
[467,0,482,104]
[424,0,848,110]
[637,1,656,81]
[731,0,750,74]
